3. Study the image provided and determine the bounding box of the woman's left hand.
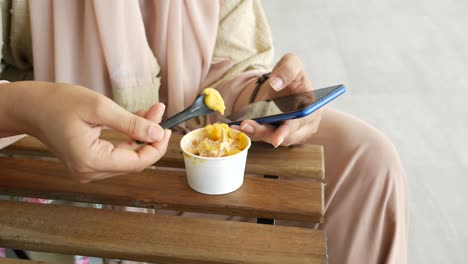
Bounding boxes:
[234,53,323,147]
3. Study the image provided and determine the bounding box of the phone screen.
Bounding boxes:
[225,84,345,125]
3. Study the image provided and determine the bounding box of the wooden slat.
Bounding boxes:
[0,200,327,264]
[0,157,324,222]
[2,130,324,179]
[0,259,48,264]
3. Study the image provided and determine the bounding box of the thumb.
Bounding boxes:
[96,99,164,143]
[269,53,303,91]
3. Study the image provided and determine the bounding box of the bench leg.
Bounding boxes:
[256,175,279,225]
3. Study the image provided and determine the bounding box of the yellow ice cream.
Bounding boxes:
[202,88,225,115]
[188,123,249,158]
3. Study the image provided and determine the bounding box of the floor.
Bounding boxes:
[263,1,468,263]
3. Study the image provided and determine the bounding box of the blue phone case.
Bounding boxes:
[227,84,346,126]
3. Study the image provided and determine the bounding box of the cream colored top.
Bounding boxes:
[0,0,273,112]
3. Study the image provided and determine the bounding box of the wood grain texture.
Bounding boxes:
[0,157,324,222]
[0,259,49,264]
[1,130,324,179]
[0,200,327,264]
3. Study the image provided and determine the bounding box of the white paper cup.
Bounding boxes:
[180,128,251,195]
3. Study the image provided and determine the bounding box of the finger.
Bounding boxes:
[230,125,241,131]
[284,123,319,146]
[112,126,168,151]
[135,109,147,117]
[146,128,172,154]
[271,123,291,148]
[134,128,172,166]
[95,129,172,172]
[239,120,276,144]
[272,112,321,147]
[113,140,141,151]
[271,119,306,147]
[96,98,164,143]
[269,53,304,91]
[131,103,164,146]
[145,103,166,124]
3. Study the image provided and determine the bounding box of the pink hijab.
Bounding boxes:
[28,0,221,117]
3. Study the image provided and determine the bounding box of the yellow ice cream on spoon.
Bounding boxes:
[202,87,225,115]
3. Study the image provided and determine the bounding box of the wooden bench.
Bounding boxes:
[0,258,48,264]
[0,130,327,263]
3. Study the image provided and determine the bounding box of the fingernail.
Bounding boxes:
[274,138,283,148]
[148,125,164,141]
[270,77,284,91]
[241,124,254,134]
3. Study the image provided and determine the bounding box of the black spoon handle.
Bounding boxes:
[134,94,212,145]
[159,107,194,129]
[135,108,196,144]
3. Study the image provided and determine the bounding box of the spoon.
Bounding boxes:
[136,94,215,144]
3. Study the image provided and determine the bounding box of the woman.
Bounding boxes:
[0,0,407,263]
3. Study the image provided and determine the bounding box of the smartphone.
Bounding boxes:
[226,84,346,126]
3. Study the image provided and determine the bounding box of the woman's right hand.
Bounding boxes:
[2,81,171,183]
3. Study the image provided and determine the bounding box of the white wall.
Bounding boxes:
[263,1,468,263]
